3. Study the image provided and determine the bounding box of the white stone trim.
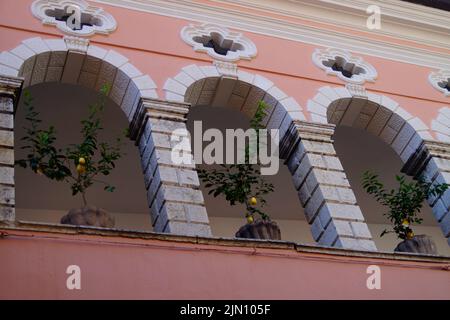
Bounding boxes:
[312,48,377,84]
[432,107,450,142]
[429,70,450,97]
[180,23,257,62]
[213,60,238,77]
[63,36,89,53]
[307,86,433,162]
[31,0,117,37]
[92,0,450,70]
[0,36,158,121]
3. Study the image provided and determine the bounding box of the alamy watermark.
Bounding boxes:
[66,265,81,290]
[366,5,382,30]
[170,121,280,176]
[366,265,381,290]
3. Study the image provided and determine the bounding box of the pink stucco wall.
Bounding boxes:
[1,1,449,300]
[0,0,448,127]
[0,229,449,299]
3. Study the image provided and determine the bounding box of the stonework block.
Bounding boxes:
[286,142,305,173]
[292,156,311,189]
[391,124,415,155]
[0,97,14,112]
[335,238,377,251]
[265,104,286,131]
[0,131,13,147]
[298,181,313,204]
[332,220,354,237]
[161,185,204,205]
[0,185,14,205]
[311,169,351,188]
[164,221,212,237]
[0,52,23,70]
[431,198,448,222]
[318,203,365,226]
[0,166,14,185]
[0,148,13,165]
[0,113,13,129]
[164,78,187,96]
[301,140,336,155]
[148,118,186,135]
[350,221,372,239]
[22,37,50,54]
[439,212,450,237]
[10,44,35,61]
[318,223,338,246]
[304,187,326,219]
[434,158,450,172]
[0,205,14,221]
[159,201,188,222]
[311,216,325,241]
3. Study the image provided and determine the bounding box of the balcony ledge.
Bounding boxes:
[1,220,449,265]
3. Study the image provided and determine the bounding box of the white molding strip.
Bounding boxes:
[216,0,450,48]
[92,0,450,70]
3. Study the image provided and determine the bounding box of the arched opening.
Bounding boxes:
[14,82,150,230]
[327,96,450,254]
[0,37,159,231]
[183,76,314,243]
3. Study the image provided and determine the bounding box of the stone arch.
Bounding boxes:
[307,85,432,164]
[0,36,161,230]
[306,85,450,247]
[0,36,158,122]
[163,64,306,138]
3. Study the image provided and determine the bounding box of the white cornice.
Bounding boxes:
[219,0,450,47]
[92,0,450,70]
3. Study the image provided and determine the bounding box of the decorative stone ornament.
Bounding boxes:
[180,23,257,62]
[429,69,450,97]
[63,36,89,53]
[213,60,238,77]
[312,48,377,84]
[31,0,117,37]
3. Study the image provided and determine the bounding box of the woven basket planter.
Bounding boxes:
[235,219,281,240]
[394,235,438,255]
[60,206,115,228]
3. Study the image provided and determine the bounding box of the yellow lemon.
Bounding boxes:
[246,215,254,224]
[406,231,414,240]
[76,164,86,174]
[78,157,86,165]
[250,197,257,206]
[401,218,409,227]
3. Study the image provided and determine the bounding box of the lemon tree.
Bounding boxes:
[362,171,448,240]
[198,101,274,222]
[16,84,125,207]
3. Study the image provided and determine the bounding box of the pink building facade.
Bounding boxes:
[0,0,449,299]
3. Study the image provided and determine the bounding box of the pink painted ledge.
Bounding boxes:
[1,221,449,299]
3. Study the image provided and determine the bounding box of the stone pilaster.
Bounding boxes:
[280,120,377,251]
[402,140,450,247]
[130,98,211,237]
[0,76,23,222]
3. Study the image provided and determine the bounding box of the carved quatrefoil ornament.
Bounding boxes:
[312,48,377,84]
[429,69,450,97]
[181,23,257,62]
[31,0,117,37]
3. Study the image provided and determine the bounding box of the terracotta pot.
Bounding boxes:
[60,206,115,228]
[394,234,437,255]
[235,219,281,240]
